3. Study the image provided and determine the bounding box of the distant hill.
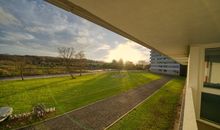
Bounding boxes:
[0,54,106,68]
[0,54,107,77]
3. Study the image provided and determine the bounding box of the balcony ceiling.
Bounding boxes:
[47,0,220,65]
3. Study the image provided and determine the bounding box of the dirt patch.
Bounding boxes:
[21,76,171,130]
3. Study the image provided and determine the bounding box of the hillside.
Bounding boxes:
[0,54,106,77]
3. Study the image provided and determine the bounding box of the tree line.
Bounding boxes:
[0,47,149,80]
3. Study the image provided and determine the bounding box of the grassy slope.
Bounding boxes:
[109,77,185,130]
[0,71,160,115]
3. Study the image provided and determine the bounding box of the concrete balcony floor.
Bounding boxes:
[197,121,219,130]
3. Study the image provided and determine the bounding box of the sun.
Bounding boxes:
[105,41,150,63]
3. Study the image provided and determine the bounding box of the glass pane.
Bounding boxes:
[200,92,220,124]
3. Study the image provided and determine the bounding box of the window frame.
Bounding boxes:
[197,43,220,128]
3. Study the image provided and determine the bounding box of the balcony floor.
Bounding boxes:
[197,121,219,130]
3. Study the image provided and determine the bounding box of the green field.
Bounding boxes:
[108,77,185,130]
[0,71,160,115]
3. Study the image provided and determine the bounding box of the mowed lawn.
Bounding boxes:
[0,71,160,115]
[108,77,185,130]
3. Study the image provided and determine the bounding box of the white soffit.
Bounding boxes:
[47,0,220,65]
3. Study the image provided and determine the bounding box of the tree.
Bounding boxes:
[75,51,86,76]
[118,59,124,71]
[58,47,76,79]
[125,61,135,70]
[136,60,149,70]
[111,59,118,69]
[15,57,26,80]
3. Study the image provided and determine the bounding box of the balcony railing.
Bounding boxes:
[182,85,198,130]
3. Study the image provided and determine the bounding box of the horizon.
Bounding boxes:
[0,0,150,64]
[0,53,150,65]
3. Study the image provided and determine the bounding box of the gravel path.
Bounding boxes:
[20,76,171,130]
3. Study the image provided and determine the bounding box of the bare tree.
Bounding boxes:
[75,51,86,76]
[58,47,76,79]
[15,57,26,80]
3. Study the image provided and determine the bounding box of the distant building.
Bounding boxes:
[149,50,187,76]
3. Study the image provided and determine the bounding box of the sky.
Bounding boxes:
[0,0,150,63]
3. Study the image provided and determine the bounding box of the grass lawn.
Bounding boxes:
[0,71,160,129]
[108,77,185,130]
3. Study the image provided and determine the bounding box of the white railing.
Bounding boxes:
[149,67,180,71]
[182,86,198,130]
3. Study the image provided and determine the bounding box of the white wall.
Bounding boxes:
[185,43,220,129]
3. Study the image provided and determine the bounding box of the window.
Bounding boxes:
[200,47,220,125]
[204,48,220,89]
[200,93,220,124]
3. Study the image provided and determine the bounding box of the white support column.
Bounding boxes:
[183,46,202,130]
[186,46,203,118]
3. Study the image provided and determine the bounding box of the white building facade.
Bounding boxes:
[150,50,186,76]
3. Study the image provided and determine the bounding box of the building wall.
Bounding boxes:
[149,50,182,76]
[185,44,220,129]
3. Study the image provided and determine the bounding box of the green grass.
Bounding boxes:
[0,71,160,115]
[108,77,185,130]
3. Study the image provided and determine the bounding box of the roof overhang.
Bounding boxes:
[47,0,220,65]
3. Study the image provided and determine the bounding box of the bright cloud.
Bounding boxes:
[96,44,111,51]
[105,41,150,63]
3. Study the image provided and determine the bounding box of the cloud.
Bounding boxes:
[0,43,58,56]
[105,41,150,63]
[78,28,89,36]
[96,44,111,51]
[97,34,104,40]
[0,0,150,63]
[0,7,20,26]
[1,31,34,41]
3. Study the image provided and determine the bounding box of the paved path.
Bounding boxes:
[20,76,171,130]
